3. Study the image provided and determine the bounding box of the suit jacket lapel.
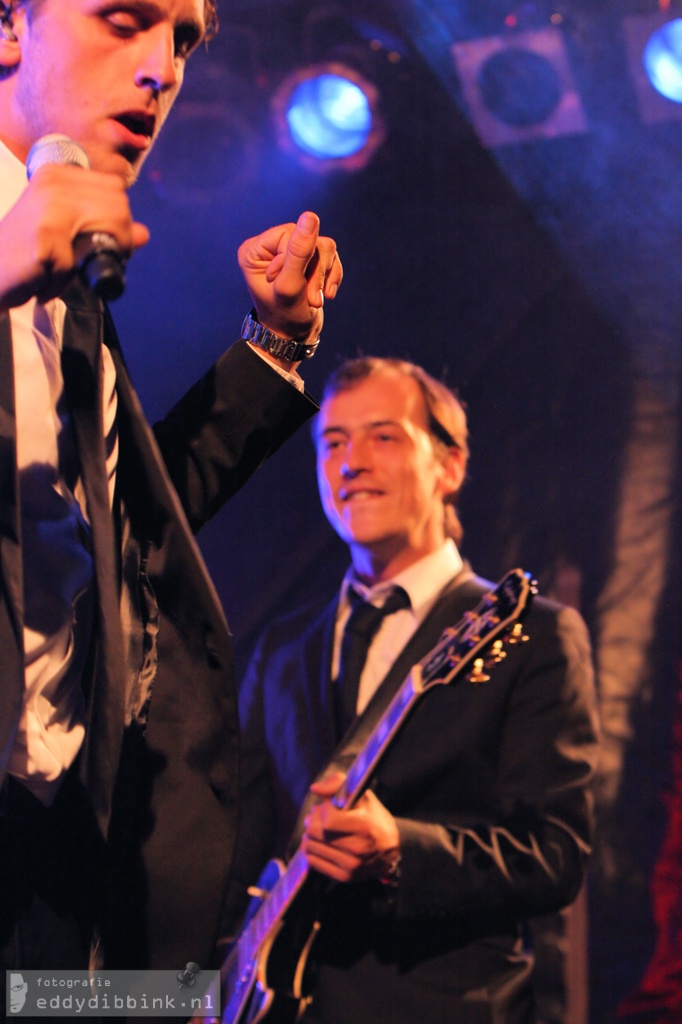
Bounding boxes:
[326,566,493,774]
[287,568,486,848]
[359,566,485,714]
[307,598,339,765]
[277,597,339,781]
[61,281,126,834]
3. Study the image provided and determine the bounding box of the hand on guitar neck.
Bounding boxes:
[301,771,402,885]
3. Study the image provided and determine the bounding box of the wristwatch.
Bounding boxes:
[241,309,320,362]
[379,850,402,888]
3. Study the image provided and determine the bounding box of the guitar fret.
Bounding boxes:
[246,850,309,949]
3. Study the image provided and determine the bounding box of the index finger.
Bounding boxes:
[305,240,342,306]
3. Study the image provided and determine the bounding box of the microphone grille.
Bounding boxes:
[26,134,90,178]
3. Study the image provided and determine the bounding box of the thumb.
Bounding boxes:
[309,770,346,797]
[272,211,319,298]
[287,211,319,258]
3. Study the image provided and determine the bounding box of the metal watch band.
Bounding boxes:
[241,309,319,362]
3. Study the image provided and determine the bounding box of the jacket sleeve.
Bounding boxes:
[152,340,317,532]
[218,602,335,939]
[391,603,600,927]
[218,626,280,940]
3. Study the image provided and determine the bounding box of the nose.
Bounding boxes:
[340,434,370,479]
[134,27,181,93]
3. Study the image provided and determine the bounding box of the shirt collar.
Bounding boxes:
[341,539,464,621]
[0,137,28,220]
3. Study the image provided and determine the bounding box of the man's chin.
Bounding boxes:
[86,146,145,186]
[112,150,145,188]
[119,146,149,185]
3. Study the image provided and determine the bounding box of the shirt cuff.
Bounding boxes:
[247,341,305,393]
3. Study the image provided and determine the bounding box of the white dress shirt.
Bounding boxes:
[1,140,118,803]
[334,540,464,715]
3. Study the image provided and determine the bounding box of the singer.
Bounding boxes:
[0,0,342,1006]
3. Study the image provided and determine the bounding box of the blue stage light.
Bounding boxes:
[643,18,682,104]
[285,72,373,159]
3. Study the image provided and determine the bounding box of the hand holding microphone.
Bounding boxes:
[26,134,131,300]
[1,133,149,311]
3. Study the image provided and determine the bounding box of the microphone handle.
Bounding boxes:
[73,232,126,301]
[26,134,127,301]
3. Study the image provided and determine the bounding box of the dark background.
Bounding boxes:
[112,1,682,1020]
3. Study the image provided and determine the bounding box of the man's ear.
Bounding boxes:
[438,445,467,498]
[0,4,21,70]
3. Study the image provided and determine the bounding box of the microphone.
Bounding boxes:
[26,133,126,301]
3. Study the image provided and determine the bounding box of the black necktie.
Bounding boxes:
[61,283,126,832]
[336,586,410,735]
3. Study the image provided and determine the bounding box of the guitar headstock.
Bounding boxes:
[419,569,537,690]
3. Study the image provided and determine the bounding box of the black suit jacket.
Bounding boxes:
[226,569,600,1024]
[0,284,317,970]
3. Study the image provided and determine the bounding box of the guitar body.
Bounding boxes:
[222,860,319,1024]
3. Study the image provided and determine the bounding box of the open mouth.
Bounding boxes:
[114,112,155,141]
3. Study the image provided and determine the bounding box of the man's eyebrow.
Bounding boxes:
[316,425,349,441]
[317,419,402,438]
[120,0,163,17]
[122,1,206,42]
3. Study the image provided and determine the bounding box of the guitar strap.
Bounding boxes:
[286,565,485,857]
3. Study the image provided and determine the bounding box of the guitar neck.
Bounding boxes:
[331,666,423,811]
[246,849,308,951]
[330,568,535,812]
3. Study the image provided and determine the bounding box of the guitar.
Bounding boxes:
[220,568,537,1024]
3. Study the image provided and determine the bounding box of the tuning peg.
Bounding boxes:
[507,622,529,644]
[467,658,490,684]
[489,640,507,663]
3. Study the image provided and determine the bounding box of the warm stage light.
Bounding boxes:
[273,63,385,172]
[643,17,682,102]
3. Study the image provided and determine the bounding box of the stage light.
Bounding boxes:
[643,18,682,102]
[624,13,682,123]
[451,27,588,147]
[286,73,371,157]
[273,62,385,172]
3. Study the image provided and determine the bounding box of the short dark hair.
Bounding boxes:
[321,356,469,546]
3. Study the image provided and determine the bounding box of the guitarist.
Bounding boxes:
[221,356,600,1024]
